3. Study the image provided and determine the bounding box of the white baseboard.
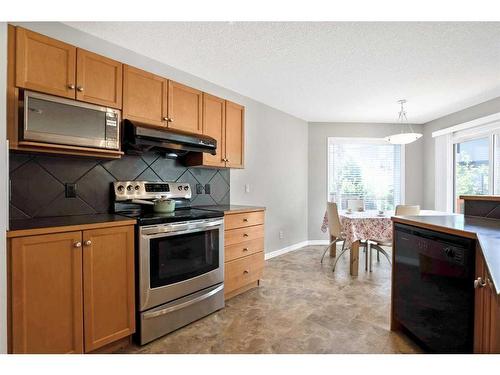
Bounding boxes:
[264,240,330,260]
[307,240,330,246]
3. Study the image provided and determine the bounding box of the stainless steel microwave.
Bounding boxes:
[22,90,120,150]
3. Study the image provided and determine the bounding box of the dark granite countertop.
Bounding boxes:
[392,214,500,295]
[194,205,266,214]
[8,214,136,238]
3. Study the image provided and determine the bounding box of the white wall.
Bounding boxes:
[422,96,500,209]
[13,22,310,254]
[307,122,424,240]
[0,22,8,354]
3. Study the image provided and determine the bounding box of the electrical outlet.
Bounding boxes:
[245,184,250,193]
[279,230,284,239]
[65,183,77,198]
[196,184,204,194]
[204,184,211,194]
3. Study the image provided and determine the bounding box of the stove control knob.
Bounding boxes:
[117,185,125,193]
[135,185,140,191]
[444,247,455,258]
[126,185,133,192]
[178,186,183,191]
[183,186,189,191]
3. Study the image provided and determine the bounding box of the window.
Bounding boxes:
[432,113,500,213]
[454,137,491,212]
[328,138,403,210]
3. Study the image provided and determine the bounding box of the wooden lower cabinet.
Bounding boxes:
[474,248,500,353]
[10,231,84,354]
[9,223,135,354]
[223,209,265,299]
[82,226,135,352]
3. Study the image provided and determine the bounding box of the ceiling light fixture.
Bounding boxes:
[385,99,422,145]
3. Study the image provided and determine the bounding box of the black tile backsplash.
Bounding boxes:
[9,152,230,219]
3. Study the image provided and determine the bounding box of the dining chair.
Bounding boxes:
[347,199,364,211]
[366,205,420,272]
[320,202,346,264]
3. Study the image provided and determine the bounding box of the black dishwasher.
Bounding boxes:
[393,223,475,353]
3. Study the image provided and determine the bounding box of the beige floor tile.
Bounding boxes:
[119,246,423,354]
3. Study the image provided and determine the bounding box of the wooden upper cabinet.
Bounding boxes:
[225,100,245,168]
[82,226,135,352]
[201,93,226,167]
[167,80,203,135]
[76,49,122,108]
[123,65,168,128]
[16,27,76,99]
[10,231,84,354]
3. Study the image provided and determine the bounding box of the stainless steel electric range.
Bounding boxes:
[113,180,224,345]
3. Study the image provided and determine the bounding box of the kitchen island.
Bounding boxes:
[391,197,500,354]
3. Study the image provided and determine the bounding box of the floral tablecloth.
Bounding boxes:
[321,210,393,248]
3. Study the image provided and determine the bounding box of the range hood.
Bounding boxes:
[123,119,216,157]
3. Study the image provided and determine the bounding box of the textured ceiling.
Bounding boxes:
[65,22,500,123]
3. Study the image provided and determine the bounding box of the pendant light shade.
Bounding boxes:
[385,100,422,145]
[386,132,423,144]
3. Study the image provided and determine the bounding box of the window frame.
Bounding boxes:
[326,137,406,209]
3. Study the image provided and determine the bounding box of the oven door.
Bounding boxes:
[139,219,224,311]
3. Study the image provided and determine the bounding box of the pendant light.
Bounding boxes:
[385,99,422,145]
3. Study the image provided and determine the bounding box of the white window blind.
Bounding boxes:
[328,139,402,210]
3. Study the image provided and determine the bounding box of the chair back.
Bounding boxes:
[327,202,342,238]
[347,199,364,211]
[395,205,420,216]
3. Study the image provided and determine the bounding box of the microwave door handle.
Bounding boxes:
[142,284,224,320]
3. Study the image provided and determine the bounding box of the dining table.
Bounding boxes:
[321,209,393,276]
[321,209,444,276]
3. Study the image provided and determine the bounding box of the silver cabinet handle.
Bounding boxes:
[77,86,84,92]
[143,284,224,320]
[68,84,75,89]
[163,117,169,121]
[74,241,82,248]
[474,277,487,288]
[84,240,92,246]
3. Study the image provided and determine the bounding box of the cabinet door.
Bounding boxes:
[82,226,135,352]
[167,80,203,134]
[10,232,84,354]
[474,249,500,354]
[16,27,76,98]
[76,49,123,108]
[474,249,487,353]
[225,101,245,168]
[202,93,226,167]
[485,274,500,353]
[123,65,168,128]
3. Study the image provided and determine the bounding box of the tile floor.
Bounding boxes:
[120,245,423,354]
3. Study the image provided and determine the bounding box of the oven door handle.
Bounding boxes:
[142,284,224,320]
[141,219,223,237]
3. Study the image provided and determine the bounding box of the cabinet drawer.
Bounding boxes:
[225,238,264,262]
[225,211,264,230]
[225,225,264,246]
[224,252,264,294]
